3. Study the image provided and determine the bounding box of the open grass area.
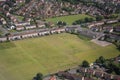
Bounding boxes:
[104,22,120,27]
[46,14,94,25]
[0,31,3,36]
[0,33,119,80]
[14,15,24,21]
[111,13,120,17]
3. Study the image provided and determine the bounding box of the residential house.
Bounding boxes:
[0,37,7,42]
[0,0,5,5]
[16,0,25,3]
[106,19,118,24]
[88,21,104,28]
[50,28,65,34]
[15,22,30,26]
[103,73,112,80]
[9,25,16,30]
[25,25,36,30]
[94,21,105,26]
[21,32,38,38]
[65,26,79,33]
[57,71,82,80]
[108,34,120,41]
[38,30,50,36]
[87,68,95,75]
[113,75,120,80]
[78,67,88,73]
[38,23,45,28]
[94,71,104,78]
[48,22,55,27]
[16,26,24,31]
[8,34,21,41]
[1,18,6,24]
[103,26,113,32]
[49,76,56,80]
[57,71,94,80]
[87,23,95,28]
[36,20,45,28]
[114,26,120,32]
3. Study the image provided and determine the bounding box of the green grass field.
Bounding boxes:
[0,33,119,80]
[14,15,24,21]
[46,14,94,25]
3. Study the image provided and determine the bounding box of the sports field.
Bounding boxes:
[46,14,94,25]
[0,33,119,80]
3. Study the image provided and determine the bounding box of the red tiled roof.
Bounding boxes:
[49,76,56,80]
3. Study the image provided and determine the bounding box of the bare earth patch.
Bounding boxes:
[91,39,112,47]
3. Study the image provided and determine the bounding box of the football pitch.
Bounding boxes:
[0,33,119,80]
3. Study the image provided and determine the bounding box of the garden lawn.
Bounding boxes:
[0,33,119,80]
[14,15,24,21]
[46,14,94,25]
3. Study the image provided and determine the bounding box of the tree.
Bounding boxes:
[33,73,43,80]
[99,56,105,64]
[62,22,67,26]
[109,15,118,19]
[81,60,89,68]
[57,21,62,26]
[88,18,94,22]
[96,15,104,21]
[95,56,106,64]
[25,0,30,4]
[10,0,16,3]
[72,22,77,25]
[84,17,89,23]
[45,23,50,28]
[115,40,120,50]
[95,59,101,63]
[5,33,10,36]
[84,17,94,23]
[57,21,66,27]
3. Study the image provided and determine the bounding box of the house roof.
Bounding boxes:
[49,76,56,80]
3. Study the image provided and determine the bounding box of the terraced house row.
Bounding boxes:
[0,28,65,42]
